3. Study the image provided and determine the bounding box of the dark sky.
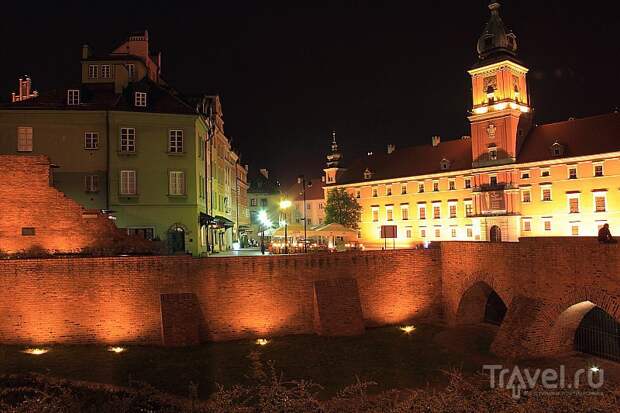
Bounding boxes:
[2,1,619,186]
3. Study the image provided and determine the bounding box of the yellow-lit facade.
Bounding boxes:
[324,2,620,248]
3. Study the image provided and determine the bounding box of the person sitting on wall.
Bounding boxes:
[598,223,617,244]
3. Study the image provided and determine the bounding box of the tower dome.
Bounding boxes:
[477,2,517,60]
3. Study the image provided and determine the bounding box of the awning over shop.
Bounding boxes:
[313,223,358,240]
[214,215,234,229]
[199,212,215,226]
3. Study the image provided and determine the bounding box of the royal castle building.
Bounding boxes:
[324,2,620,247]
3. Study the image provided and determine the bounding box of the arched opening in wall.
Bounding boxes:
[455,281,507,326]
[489,225,502,242]
[575,306,620,361]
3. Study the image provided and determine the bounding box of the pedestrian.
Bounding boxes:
[598,223,617,244]
[261,241,266,255]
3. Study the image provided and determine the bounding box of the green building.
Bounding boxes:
[0,31,246,256]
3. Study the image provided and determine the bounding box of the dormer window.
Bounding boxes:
[440,158,451,170]
[67,89,80,105]
[363,168,372,180]
[135,92,147,107]
[488,147,498,161]
[551,142,564,157]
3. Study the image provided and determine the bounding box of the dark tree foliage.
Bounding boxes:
[324,188,362,230]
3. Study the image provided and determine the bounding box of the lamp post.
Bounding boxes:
[297,175,313,253]
[279,199,292,254]
[258,210,270,255]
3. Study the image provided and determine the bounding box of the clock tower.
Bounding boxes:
[468,1,532,168]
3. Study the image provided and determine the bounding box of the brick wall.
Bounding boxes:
[0,248,442,345]
[0,155,143,254]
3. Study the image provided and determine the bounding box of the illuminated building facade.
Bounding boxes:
[325,2,620,248]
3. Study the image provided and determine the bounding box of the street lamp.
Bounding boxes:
[297,175,313,253]
[279,199,292,254]
[258,210,271,254]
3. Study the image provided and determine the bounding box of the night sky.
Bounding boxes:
[1,1,619,186]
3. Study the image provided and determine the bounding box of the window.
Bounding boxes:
[464,178,471,189]
[386,206,393,221]
[521,171,530,179]
[418,205,426,220]
[135,92,147,107]
[466,227,473,238]
[127,63,135,79]
[88,65,98,79]
[85,175,99,192]
[355,189,361,198]
[540,168,550,177]
[440,159,450,170]
[401,184,407,195]
[451,228,457,238]
[433,181,439,192]
[21,227,35,236]
[120,170,137,195]
[120,128,136,152]
[319,203,324,209]
[571,224,579,236]
[307,203,312,210]
[67,89,80,105]
[260,198,268,207]
[199,174,205,198]
[363,168,372,180]
[401,205,409,221]
[449,180,455,191]
[433,203,441,219]
[169,171,186,195]
[522,219,531,232]
[594,164,604,177]
[449,203,457,218]
[17,126,33,152]
[544,219,552,232]
[372,207,379,222]
[541,187,552,201]
[418,183,425,193]
[568,196,579,213]
[386,186,392,196]
[435,228,441,238]
[84,132,99,150]
[488,148,497,160]
[168,130,184,153]
[128,228,154,241]
[465,201,473,217]
[568,167,577,179]
[250,198,257,207]
[101,64,111,78]
[552,145,561,156]
[420,228,426,238]
[406,228,412,239]
[522,190,531,203]
[594,194,606,212]
[490,176,497,186]
[372,187,378,197]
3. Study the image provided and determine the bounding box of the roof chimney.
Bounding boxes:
[81,44,92,59]
[387,144,396,154]
[432,135,441,147]
[259,168,269,179]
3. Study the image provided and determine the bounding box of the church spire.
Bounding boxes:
[326,130,342,168]
[477,1,518,60]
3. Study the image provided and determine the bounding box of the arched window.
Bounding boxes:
[489,225,502,242]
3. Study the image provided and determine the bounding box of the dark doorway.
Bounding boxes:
[575,307,620,361]
[489,225,502,242]
[484,291,507,325]
[168,227,185,253]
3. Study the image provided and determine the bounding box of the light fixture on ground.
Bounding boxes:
[108,346,126,353]
[399,325,416,334]
[255,338,269,346]
[22,348,49,355]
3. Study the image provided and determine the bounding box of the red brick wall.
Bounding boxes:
[0,155,142,254]
[0,249,442,345]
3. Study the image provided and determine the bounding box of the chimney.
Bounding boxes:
[387,144,396,154]
[432,136,441,147]
[259,168,269,179]
[81,44,92,59]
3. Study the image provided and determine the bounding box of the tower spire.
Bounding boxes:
[477,1,517,60]
[326,130,342,168]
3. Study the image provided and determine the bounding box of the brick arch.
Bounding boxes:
[444,271,513,326]
[454,280,508,325]
[527,288,620,357]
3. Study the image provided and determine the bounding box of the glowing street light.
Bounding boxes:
[22,348,49,355]
[108,346,126,354]
[399,325,416,334]
[255,338,269,346]
[279,199,292,254]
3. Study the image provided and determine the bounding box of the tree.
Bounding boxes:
[324,188,362,230]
